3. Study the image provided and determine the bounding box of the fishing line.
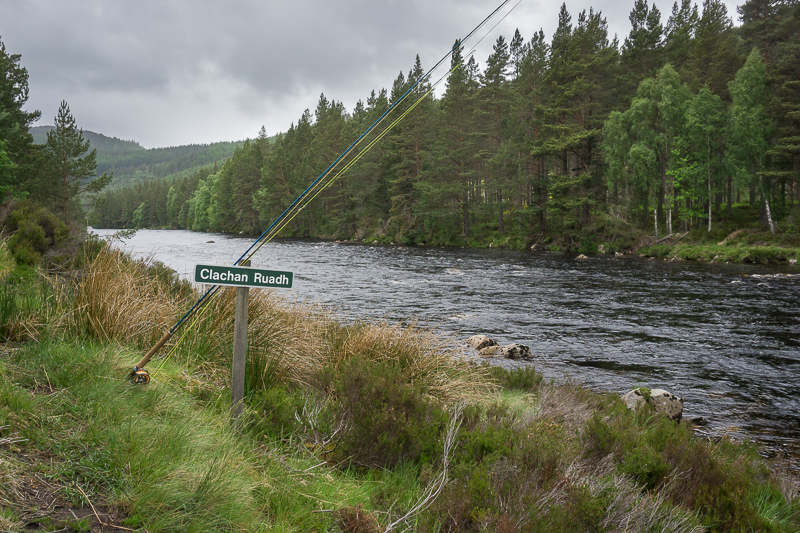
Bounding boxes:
[248,57,475,255]
[131,0,518,377]
[243,0,522,252]
[232,0,514,267]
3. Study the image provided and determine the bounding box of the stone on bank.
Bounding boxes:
[622,388,683,421]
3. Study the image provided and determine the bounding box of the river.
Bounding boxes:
[91,228,800,462]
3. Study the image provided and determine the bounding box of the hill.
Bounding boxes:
[30,125,144,154]
[31,126,243,190]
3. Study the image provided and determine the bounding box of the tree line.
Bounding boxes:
[1,45,111,223]
[14,0,800,247]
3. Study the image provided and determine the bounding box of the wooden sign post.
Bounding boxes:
[194,263,294,425]
[231,281,249,422]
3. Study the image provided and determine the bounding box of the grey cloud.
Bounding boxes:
[1,0,741,147]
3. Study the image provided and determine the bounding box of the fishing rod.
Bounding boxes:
[129,0,517,383]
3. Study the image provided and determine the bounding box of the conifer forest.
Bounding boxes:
[17,1,800,249]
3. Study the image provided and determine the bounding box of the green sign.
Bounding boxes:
[194,264,293,289]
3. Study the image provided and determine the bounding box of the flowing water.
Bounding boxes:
[92,228,800,461]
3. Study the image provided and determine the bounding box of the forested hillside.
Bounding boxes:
[31,126,243,191]
[92,0,800,251]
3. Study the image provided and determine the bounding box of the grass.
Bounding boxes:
[634,204,800,264]
[1,239,799,531]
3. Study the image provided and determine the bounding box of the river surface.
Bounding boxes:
[91,228,800,461]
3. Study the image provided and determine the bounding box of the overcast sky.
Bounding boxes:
[1,0,741,149]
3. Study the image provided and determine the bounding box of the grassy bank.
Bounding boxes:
[301,203,800,267]
[1,241,799,532]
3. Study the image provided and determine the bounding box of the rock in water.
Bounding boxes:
[576,254,588,260]
[478,343,532,360]
[466,335,497,351]
[501,343,531,360]
[477,345,503,358]
[621,388,683,421]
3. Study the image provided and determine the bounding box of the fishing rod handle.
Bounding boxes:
[135,330,173,370]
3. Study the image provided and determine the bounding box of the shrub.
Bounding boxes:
[245,385,305,439]
[487,365,544,392]
[2,200,69,265]
[323,357,447,469]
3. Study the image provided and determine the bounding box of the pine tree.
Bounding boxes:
[621,0,665,100]
[665,0,699,73]
[519,30,551,235]
[480,36,511,233]
[44,101,111,223]
[0,37,41,198]
[739,0,800,209]
[688,0,742,99]
[425,39,480,239]
[539,6,617,233]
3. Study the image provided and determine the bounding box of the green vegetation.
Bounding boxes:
[80,0,800,260]
[1,237,799,532]
[4,1,799,259]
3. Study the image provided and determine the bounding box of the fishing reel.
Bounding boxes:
[128,366,151,385]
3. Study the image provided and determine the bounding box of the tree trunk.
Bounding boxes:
[727,175,733,216]
[708,165,712,232]
[654,208,658,237]
[498,190,504,234]
[462,188,470,237]
[760,176,776,234]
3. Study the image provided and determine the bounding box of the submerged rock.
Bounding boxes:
[622,388,683,421]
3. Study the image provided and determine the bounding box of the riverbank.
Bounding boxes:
[132,202,800,267]
[1,240,799,531]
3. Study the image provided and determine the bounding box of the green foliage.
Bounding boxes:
[0,264,52,340]
[1,199,69,265]
[1,341,262,531]
[323,358,447,469]
[0,37,41,199]
[486,365,544,392]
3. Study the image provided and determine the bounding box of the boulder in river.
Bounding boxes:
[622,388,683,421]
[466,335,497,351]
[576,254,588,260]
[478,343,532,360]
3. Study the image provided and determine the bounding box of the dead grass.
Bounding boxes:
[72,246,183,348]
[71,245,492,403]
[0,240,12,282]
[520,380,598,435]
[565,457,705,533]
